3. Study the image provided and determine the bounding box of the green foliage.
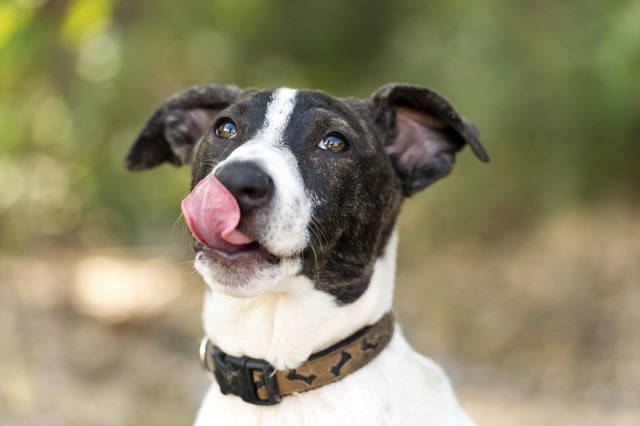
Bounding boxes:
[1,0,638,252]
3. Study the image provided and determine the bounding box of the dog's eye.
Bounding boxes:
[318,134,348,153]
[215,120,237,139]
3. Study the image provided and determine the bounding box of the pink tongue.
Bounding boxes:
[181,174,254,247]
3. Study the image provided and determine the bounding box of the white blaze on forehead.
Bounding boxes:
[257,88,298,143]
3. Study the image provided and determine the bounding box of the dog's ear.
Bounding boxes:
[370,84,489,196]
[125,85,242,171]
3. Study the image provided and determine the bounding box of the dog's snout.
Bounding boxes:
[215,162,274,214]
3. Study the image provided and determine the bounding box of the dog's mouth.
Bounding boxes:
[193,238,281,265]
[181,174,282,268]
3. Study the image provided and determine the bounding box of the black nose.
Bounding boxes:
[214,162,274,215]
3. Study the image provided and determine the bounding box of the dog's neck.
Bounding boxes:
[201,233,398,370]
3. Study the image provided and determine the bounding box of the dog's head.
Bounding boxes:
[126,84,488,304]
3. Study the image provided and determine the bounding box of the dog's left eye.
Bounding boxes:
[215,120,237,139]
[318,134,348,153]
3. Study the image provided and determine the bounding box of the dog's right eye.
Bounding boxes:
[215,120,237,139]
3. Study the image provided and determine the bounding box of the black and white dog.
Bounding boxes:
[126,84,488,425]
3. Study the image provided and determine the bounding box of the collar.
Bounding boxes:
[199,312,395,405]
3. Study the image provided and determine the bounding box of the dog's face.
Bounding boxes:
[126,84,488,304]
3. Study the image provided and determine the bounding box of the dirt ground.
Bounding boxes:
[1,204,638,425]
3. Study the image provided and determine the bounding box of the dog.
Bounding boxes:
[125,83,489,425]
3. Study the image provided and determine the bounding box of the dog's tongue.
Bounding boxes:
[181,174,254,247]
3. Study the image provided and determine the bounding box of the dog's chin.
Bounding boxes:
[193,241,301,297]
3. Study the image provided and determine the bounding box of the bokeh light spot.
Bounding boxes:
[76,32,122,82]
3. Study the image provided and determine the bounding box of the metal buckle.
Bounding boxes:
[202,343,281,405]
[199,337,215,375]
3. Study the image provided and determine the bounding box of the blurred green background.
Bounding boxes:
[1,0,639,425]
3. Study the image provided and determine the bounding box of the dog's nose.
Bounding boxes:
[214,162,274,215]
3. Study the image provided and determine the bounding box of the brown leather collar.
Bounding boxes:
[200,312,395,405]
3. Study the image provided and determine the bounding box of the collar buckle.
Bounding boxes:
[209,345,282,405]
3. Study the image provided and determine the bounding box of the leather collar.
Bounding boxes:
[199,312,395,405]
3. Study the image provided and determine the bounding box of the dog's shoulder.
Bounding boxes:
[374,330,477,425]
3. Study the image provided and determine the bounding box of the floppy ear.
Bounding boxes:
[124,85,242,171]
[370,84,489,196]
